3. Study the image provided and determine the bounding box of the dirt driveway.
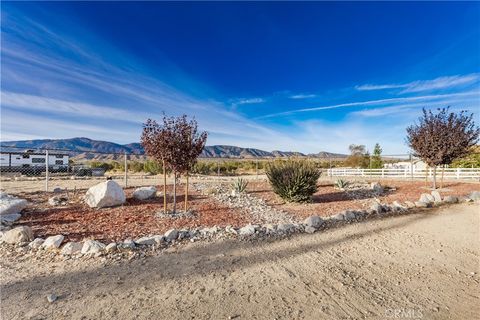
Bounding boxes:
[1,204,479,320]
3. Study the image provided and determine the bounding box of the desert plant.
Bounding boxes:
[334,179,349,190]
[231,178,248,193]
[265,160,320,203]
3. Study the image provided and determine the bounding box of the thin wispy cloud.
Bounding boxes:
[257,91,479,119]
[355,74,479,93]
[233,98,266,105]
[289,94,317,99]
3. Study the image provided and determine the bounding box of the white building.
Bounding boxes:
[384,159,428,171]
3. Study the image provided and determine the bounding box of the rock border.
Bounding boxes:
[1,190,479,260]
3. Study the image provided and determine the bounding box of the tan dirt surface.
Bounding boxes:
[1,203,479,320]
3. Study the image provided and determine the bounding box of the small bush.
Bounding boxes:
[265,160,320,203]
[334,179,349,190]
[231,178,248,193]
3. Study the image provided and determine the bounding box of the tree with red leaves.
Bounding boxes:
[141,115,207,213]
[406,107,479,189]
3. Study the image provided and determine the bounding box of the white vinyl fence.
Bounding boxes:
[327,167,480,180]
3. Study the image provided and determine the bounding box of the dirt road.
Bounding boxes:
[1,204,479,320]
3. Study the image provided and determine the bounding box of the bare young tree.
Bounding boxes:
[406,107,479,189]
[141,118,170,213]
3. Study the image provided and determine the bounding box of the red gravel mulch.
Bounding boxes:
[247,180,479,220]
[16,186,249,243]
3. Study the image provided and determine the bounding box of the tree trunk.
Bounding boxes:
[425,165,428,187]
[185,172,189,212]
[173,171,177,213]
[432,166,437,189]
[163,160,167,214]
[440,165,445,189]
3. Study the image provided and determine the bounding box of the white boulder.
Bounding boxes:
[105,243,117,252]
[61,242,83,255]
[415,201,429,208]
[392,201,407,211]
[84,181,126,208]
[81,240,106,254]
[431,191,442,203]
[443,195,458,204]
[304,216,324,229]
[239,225,256,236]
[133,186,157,200]
[0,195,28,216]
[2,226,33,244]
[277,223,295,233]
[134,236,157,245]
[41,235,64,249]
[469,191,480,201]
[419,193,435,204]
[304,226,316,234]
[28,238,45,249]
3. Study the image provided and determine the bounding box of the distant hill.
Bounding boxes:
[1,137,347,160]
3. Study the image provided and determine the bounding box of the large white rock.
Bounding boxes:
[443,195,458,204]
[0,195,28,216]
[469,191,480,201]
[81,240,106,254]
[239,224,256,236]
[419,193,435,204]
[61,242,83,255]
[28,238,45,249]
[431,191,442,203]
[134,236,157,245]
[41,235,64,249]
[2,226,33,244]
[304,216,324,229]
[133,186,157,200]
[84,181,126,208]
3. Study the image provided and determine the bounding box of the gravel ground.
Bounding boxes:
[249,179,480,219]
[1,203,478,319]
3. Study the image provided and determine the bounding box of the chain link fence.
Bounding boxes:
[1,145,479,194]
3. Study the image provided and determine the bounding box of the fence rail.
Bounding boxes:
[327,168,480,180]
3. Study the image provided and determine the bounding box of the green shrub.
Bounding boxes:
[231,178,248,193]
[334,179,349,189]
[265,160,320,203]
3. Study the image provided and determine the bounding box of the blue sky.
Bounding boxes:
[1,2,479,154]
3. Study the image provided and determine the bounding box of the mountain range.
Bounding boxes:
[1,137,347,160]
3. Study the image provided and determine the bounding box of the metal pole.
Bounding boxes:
[124,152,128,188]
[45,149,49,192]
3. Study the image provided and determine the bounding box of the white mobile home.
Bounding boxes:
[0,150,69,173]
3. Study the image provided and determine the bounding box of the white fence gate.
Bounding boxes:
[327,167,480,180]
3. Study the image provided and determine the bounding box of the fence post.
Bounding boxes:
[45,149,49,192]
[456,168,460,179]
[124,152,128,188]
[381,168,385,178]
[410,154,414,180]
[256,159,258,179]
